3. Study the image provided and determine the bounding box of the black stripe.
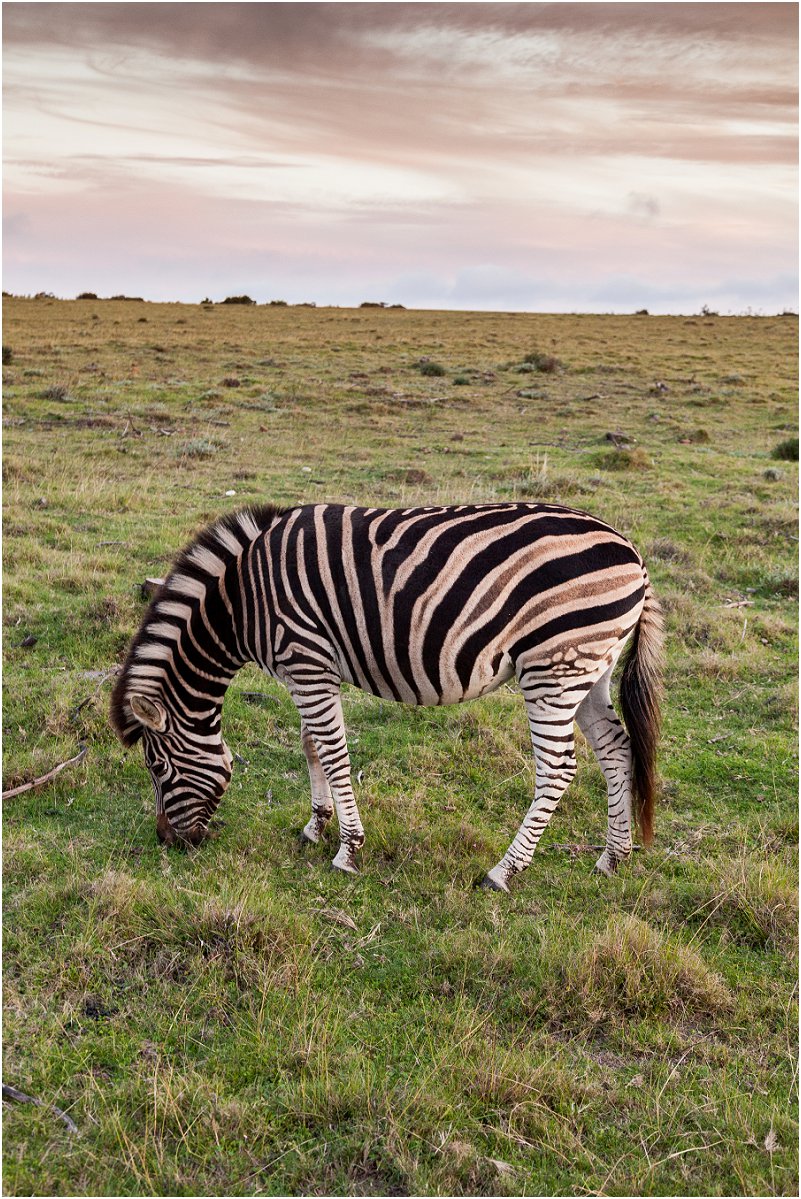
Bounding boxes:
[446,541,641,692]
[509,591,644,663]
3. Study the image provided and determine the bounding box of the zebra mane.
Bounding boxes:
[110,504,287,746]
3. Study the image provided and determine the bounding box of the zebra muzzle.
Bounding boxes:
[157,811,209,849]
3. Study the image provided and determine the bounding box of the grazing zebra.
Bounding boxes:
[111,503,663,889]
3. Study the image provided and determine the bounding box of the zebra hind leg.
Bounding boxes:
[576,664,634,876]
[299,721,335,845]
[479,670,589,893]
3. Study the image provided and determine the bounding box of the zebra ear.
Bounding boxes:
[129,693,167,732]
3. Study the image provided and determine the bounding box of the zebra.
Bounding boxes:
[110,502,663,890]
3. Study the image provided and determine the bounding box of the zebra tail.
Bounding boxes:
[619,573,665,847]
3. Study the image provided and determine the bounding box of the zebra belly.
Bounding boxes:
[341,649,516,706]
[439,651,516,704]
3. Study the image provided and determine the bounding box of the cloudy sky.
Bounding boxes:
[3,2,797,312]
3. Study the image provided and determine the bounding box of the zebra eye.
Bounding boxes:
[150,758,170,781]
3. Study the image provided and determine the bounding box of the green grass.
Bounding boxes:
[3,298,798,1195]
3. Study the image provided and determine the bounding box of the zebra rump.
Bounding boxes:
[111,502,664,887]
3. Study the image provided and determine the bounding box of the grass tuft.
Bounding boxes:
[175,438,221,460]
[39,384,71,402]
[558,914,733,1023]
[600,446,653,471]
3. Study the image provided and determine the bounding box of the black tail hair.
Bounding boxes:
[619,575,664,845]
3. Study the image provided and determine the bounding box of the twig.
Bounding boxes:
[2,744,88,800]
[70,667,119,723]
[2,1083,79,1135]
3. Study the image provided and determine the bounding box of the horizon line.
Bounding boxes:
[3,292,798,319]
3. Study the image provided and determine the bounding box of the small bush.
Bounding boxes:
[39,385,71,402]
[3,346,12,365]
[221,295,256,305]
[418,361,446,377]
[758,569,798,599]
[452,375,470,386]
[602,447,652,471]
[649,538,692,566]
[360,301,386,308]
[177,439,220,459]
[771,437,798,461]
[267,299,288,306]
[76,291,98,300]
[522,351,562,373]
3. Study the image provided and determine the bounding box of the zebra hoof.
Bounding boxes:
[331,859,359,876]
[476,872,510,893]
[299,827,319,847]
[594,850,628,877]
[331,844,360,875]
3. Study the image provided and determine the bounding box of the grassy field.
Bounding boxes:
[2,297,798,1196]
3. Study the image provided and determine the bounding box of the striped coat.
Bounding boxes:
[111,503,663,889]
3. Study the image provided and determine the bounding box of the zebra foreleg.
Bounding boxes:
[576,667,634,876]
[480,689,583,893]
[291,688,365,874]
[299,721,335,845]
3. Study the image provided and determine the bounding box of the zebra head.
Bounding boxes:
[128,693,233,847]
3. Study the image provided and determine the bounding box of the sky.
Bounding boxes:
[3,2,798,313]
